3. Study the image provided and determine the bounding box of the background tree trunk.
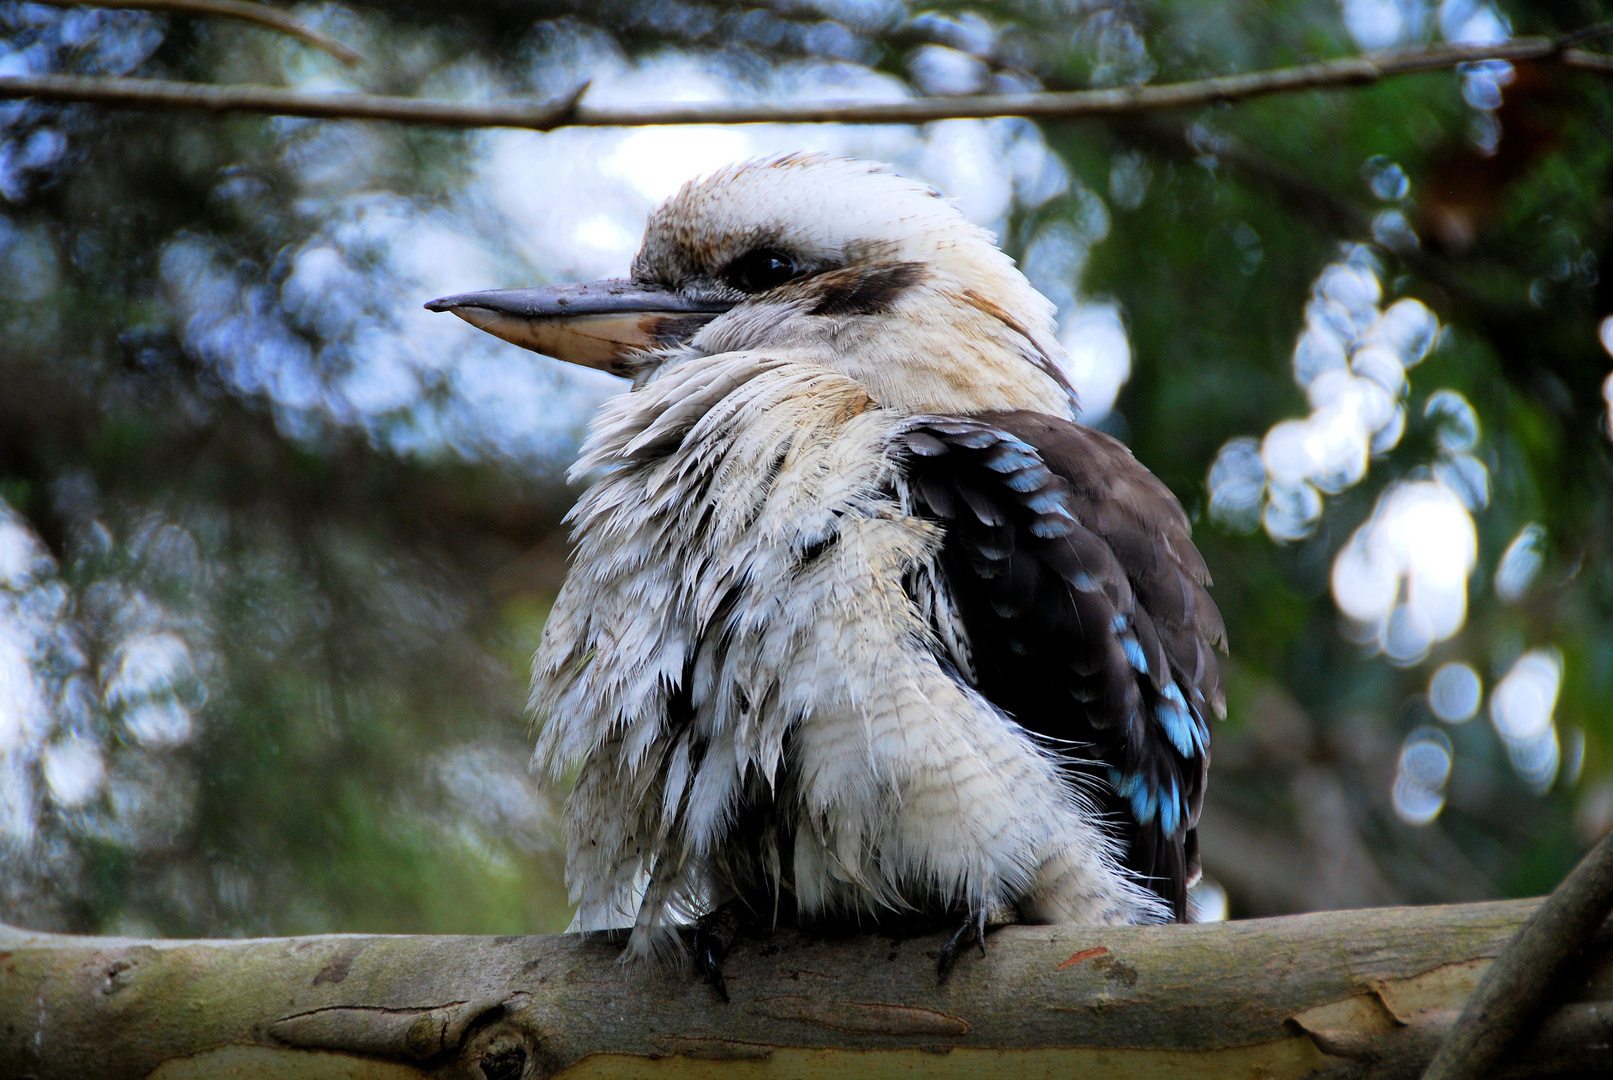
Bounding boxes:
[3,898,1611,1079]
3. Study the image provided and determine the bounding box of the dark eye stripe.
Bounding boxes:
[809,262,926,317]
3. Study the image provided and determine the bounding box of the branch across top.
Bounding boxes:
[0,35,1608,131]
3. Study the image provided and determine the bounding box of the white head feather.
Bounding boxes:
[632,154,1079,419]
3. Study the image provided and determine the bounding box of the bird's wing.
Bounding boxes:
[897,410,1226,920]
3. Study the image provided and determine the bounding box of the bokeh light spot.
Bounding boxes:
[1425,389,1479,453]
[123,701,195,748]
[1490,648,1563,793]
[1207,438,1266,534]
[1057,303,1132,425]
[605,125,753,203]
[1188,877,1228,922]
[1494,523,1544,603]
[42,735,104,808]
[1211,253,1442,546]
[1331,480,1477,664]
[1363,155,1410,201]
[1393,727,1453,826]
[1428,662,1481,722]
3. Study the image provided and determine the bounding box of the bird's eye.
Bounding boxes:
[723,248,801,293]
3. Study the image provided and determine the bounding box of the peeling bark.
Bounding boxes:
[2,899,1609,1079]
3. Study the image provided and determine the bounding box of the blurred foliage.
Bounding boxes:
[0,0,1610,937]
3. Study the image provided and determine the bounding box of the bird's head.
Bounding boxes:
[428,154,1077,417]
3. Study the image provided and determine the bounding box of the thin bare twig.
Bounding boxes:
[1563,48,1613,74]
[0,73,587,127]
[1421,827,1613,1080]
[29,0,362,65]
[0,37,1606,131]
[1557,21,1613,48]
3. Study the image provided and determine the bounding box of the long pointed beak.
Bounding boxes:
[425,280,730,376]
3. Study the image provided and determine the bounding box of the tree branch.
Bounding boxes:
[27,0,363,65]
[0,37,1606,130]
[3,899,1613,1078]
[1422,827,1613,1080]
[0,73,589,127]
[1563,47,1613,74]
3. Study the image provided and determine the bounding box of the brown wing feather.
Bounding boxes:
[899,410,1226,919]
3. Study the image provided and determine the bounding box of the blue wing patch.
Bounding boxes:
[1121,636,1149,675]
[1155,682,1203,758]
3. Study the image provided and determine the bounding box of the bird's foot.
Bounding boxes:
[936,908,990,984]
[693,902,745,1003]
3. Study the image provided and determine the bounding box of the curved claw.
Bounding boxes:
[693,905,742,1003]
[695,934,730,1003]
[936,909,989,983]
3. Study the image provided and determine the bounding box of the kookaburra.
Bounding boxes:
[428,154,1225,993]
